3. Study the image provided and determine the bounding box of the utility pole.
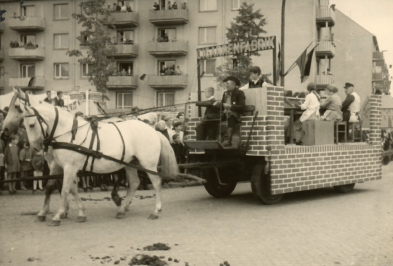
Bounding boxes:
[280,0,286,87]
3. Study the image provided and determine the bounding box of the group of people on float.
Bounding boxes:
[195,65,362,147]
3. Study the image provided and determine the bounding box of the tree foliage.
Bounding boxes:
[215,2,269,88]
[67,0,117,92]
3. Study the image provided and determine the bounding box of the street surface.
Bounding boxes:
[0,163,392,266]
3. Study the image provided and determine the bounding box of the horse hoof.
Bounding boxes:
[48,220,61,226]
[148,214,159,220]
[60,213,68,219]
[75,216,87,223]
[116,212,125,219]
[35,215,46,222]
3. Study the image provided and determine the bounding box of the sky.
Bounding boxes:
[329,0,393,80]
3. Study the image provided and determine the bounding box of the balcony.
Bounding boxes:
[372,72,383,80]
[373,52,384,61]
[316,6,335,26]
[147,41,188,56]
[9,17,45,31]
[9,47,45,61]
[0,49,4,61]
[149,9,188,26]
[106,12,139,27]
[316,74,334,87]
[148,75,188,89]
[316,40,335,58]
[107,75,138,89]
[9,76,45,90]
[109,44,138,58]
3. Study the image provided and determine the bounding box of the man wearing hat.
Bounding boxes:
[217,76,246,147]
[341,82,360,122]
[320,84,342,121]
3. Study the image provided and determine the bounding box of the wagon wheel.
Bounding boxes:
[251,160,283,205]
[202,167,237,198]
[333,183,355,193]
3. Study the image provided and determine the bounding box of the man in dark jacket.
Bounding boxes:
[195,87,220,140]
[219,76,246,147]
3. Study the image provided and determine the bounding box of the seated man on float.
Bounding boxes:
[216,76,246,147]
[195,87,220,140]
[240,66,271,90]
[289,83,321,145]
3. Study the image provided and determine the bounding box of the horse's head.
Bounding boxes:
[2,87,28,136]
[22,105,46,152]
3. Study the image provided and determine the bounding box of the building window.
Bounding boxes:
[20,64,35,78]
[232,0,241,10]
[54,63,69,79]
[198,27,216,44]
[200,59,216,75]
[117,92,133,109]
[118,62,133,75]
[54,34,69,49]
[157,91,175,107]
[54,4,69,20]
[199,0,217,11]
[21,5,34,17]
[82,63,92,78]
[117,30,134,44]
[20,35,36,46]
[157,28,176,42]
[158,60,176,76]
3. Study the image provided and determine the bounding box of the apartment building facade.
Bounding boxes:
[0,0,389,112]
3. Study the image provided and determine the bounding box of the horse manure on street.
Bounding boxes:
[143,243,171,251]
[129,254,168,266]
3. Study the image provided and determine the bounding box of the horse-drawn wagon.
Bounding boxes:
[184,86,383,204]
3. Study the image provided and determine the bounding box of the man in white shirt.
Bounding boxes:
[240,66,270,90]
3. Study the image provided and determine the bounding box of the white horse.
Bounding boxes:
[9,91,178,225]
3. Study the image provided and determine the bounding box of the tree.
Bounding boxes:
[67,0,117,93]
[215,2,270,88]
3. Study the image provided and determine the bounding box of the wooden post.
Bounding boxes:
[280,0,286,87]
[273,37,277,86]
[197,58,202,117]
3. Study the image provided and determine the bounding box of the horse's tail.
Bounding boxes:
[158,133,179,178]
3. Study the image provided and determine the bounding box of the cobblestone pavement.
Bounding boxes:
[0,164,392,266]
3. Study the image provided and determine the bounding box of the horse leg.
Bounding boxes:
[36,163,63,222]
[146,172,162,220]
[49,167,77,226]
[70,179,87,223]
[116,167,140,219]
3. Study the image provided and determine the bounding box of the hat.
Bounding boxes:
[223,76,240,86]
[344,82,354,88]
[306,83,316,91]
[326,84,338,93]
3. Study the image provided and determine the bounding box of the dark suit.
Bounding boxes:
[195,98,220,140]
[248,78,265,89]
[221,88,246,126]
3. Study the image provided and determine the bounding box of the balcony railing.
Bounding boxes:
[9,17,45,31]
[107,75,138,89]
[149,9,188,25]
[373,52,384,60]
[316,40,335,58]
[9,47,45,61]
[9,76,45,90]
[147,41,188,56]
[0,50,4,61]
[147,75,188,89]
[372,72,383,80]
[316,74,334,86]
[109,44,138,57]
[106,12,139,27]
[0,23,4,33]
[316,6,335,26]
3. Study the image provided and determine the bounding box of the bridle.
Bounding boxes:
[25,105,59,152]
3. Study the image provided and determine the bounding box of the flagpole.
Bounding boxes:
[280,0,286,87]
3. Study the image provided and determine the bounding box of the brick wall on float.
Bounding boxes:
[185,88,382,195]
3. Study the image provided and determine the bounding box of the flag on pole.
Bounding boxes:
[295,46,316,83]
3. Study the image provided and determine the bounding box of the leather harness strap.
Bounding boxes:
[30,106,59,152]
[109,122,125,162]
